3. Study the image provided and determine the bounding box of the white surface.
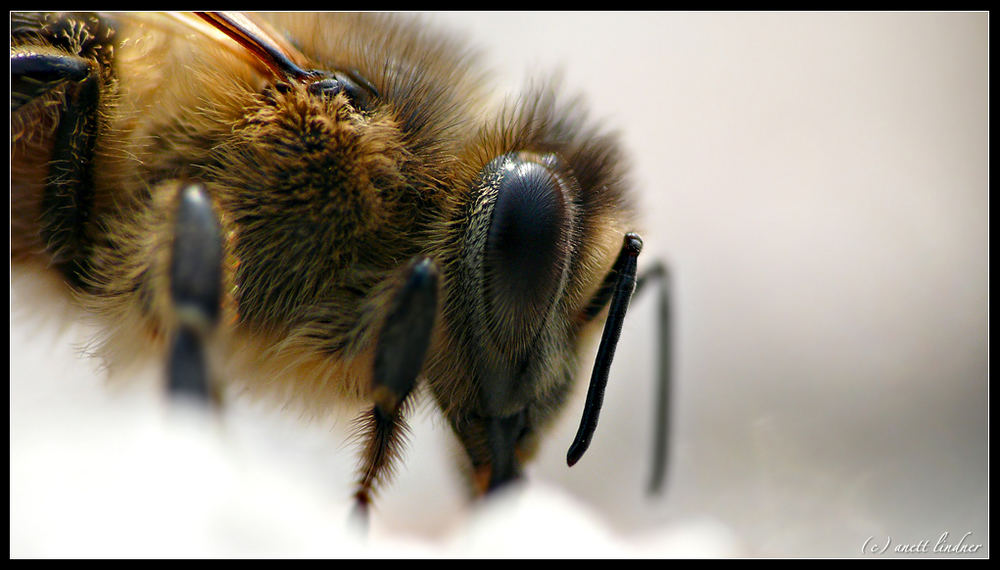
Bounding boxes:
[11,12,988,558]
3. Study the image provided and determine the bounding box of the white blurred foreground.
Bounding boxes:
[10,376,740,558]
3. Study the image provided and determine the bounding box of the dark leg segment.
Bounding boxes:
[12,49,101,287]
[168,328,212,401]
[354,258,440,514]
[633,260,672,495]
[11,52,92,110]
[11,13,117,288]
[167,183,224,404]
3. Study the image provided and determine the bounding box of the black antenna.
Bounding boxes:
[567,233,642,466]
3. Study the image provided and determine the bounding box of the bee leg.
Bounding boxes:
[166,183,225,405]
[633,260,672,495]
[12,50,100,287]
[353,258,440,518]
[11,51,93,111]
[11,13,116,288]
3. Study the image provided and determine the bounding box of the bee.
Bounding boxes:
[11,11,670,514]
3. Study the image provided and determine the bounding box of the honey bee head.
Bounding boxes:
[426,89,635,493]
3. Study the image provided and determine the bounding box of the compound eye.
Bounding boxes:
[483,155,571,333]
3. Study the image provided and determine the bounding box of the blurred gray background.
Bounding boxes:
[11,11,988,557]
[432,10,989,556]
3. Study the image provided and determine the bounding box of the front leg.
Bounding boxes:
[166,182,225,404]
[353,257,440,520]
[11,12,117,286]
